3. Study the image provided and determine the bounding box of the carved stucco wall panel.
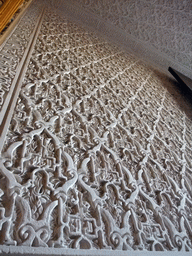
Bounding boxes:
[61,0,192,80]
[0,0,192,255]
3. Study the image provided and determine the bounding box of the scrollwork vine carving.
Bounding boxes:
[0,1,192,252]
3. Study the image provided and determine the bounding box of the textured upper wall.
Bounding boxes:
[68,0,192,79]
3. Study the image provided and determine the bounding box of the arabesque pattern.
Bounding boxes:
[70,0,192,75]
[0,2,192,252]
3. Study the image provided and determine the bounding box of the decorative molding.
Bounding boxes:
[0,0,44,145]
[0,245,192,256]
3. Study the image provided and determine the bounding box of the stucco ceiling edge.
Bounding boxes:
[55,0,192,80]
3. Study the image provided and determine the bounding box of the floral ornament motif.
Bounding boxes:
[0,1,192,252]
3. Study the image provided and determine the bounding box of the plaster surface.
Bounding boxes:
[0,0,192,254]
[0,245,192,255]
[62,0,192,80]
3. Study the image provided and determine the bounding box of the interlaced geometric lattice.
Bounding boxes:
[0,1,192,252]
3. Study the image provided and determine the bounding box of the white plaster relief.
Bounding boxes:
[0,0,192,254]
[74,0,192,68]
[61,0,192,80]
[0,0,44,121]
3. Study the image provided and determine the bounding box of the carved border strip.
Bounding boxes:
[0,0,43,113]
[0,245,191,256]
[0,6,45,152]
